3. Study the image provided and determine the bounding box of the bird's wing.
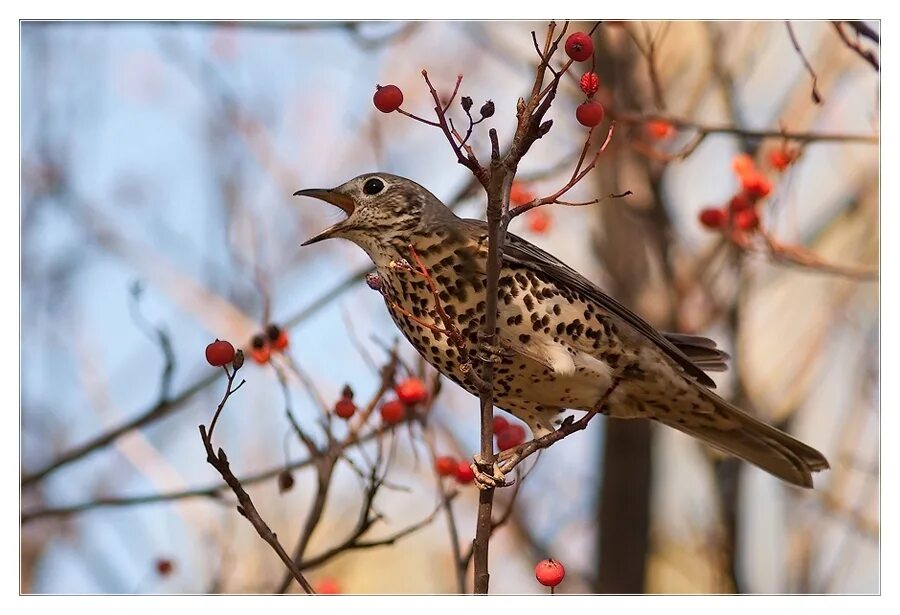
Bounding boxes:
[468,221,723,388]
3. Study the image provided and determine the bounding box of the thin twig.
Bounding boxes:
[785,21,824,105]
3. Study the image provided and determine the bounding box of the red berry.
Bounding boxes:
[565,32,594,62]
[395,377,428,405]
[373,84,403,113]
[535,558,565,587]
[316,578,341,594]
[250,346,270,365]
[380,399,406,424]
[741,172,772,199]
[731,153,756,178]
[735,209,760,231]
[497,423,526,451]
[455,461,476,484]
[510,182,535,207]
[579,71,599,96]
[435,455,457,477]
[205,339,236,367]
[155,558,174,577]
[728,193,754,213]
[646,120,675,140]
[492,415,510,435]
[267,324,289,351]
[698,208,726,229]
[334,397,357,419]
[527,209,551,234]
[575,101,605,127]
[768,147,796,171]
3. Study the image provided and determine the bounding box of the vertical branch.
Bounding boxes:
[471,128,510,595]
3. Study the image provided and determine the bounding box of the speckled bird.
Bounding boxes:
[296,173,829,487]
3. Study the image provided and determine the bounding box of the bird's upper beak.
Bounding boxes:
[293,188,357,246]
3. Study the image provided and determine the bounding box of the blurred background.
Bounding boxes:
[20,20,879,594]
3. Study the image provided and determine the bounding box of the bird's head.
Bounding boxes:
[295,173,443,257]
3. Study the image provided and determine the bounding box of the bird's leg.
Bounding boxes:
[471,453,513,490]
[496,377,623,475]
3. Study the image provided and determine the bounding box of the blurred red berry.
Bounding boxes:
[768,147,796,171]
[535,558,566,587]
[497,423,526,451]
[267,324,289,351]
[731,153,756,178]
[249,334,270,364]
[741,172,772,199]
[205,339,235,367]
[455,461,476,484]
[278,469,295,493]
[510,182,535,207]
[155,558,174,577]
[435,455,457,477]
[698,208,726,229]
[492,415,510,435]
[250,334,270,364]
[395,377,428,405]
[575,100,605,127]
[527,209,551,234]
[579,71,600,96]
[316,578,341,594]
[728,193,754,213]
[334,397,357,419]
[646,120,675,140]
[380,399,406,424]
[373,84,403,113]
[735,209,760,231]
[565,32,594,61]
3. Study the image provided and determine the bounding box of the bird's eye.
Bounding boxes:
[363,178,385,195]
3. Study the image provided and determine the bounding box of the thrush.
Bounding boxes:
[296,173,829,488]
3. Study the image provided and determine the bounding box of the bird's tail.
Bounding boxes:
[659,390,830,488]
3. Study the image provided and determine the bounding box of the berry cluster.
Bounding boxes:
[249,324,289,365]
[492,415,526,451]
[698,153,777,235]
[510,181,552,234]
[434,454,476,484]
[331,377,428,426]
[564,31,605,129]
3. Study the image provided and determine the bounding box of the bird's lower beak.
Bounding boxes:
[293,188,356,246]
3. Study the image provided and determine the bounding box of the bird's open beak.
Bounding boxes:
[293,188,356,246]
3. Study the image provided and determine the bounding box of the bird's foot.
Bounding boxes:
[471,453,513,490]
[496,445,526,475]
[475,342,503,364]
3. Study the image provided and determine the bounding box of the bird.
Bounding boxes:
[295,172,830,488]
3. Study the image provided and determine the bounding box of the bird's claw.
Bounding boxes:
[475,342,504,363]
[471,454,513,490]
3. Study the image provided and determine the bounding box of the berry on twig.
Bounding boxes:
[373,84,404,113]
[535,558,565,588]
[575,101,605,127]
[205,339,235,367]
[699,208,726,229]
[579,72,599,97]
[435,455,457,477]
[396,377,428,405]
[380,398,406,424]
[565,32,594,62]
[455,461,475,484]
